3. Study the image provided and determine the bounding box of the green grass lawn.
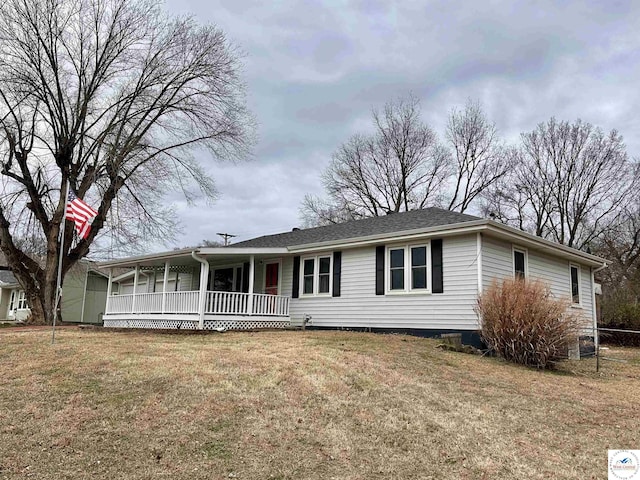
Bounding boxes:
[0,328,638,479]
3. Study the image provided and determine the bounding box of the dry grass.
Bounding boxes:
[0,328,638,480]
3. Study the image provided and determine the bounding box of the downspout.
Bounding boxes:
[591,263,607,351]
[476,232,483,295]
[476,233,483,334]
[192,251,209,330]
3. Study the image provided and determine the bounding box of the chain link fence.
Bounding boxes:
[596,327,640,372]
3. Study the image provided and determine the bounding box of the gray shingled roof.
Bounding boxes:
[232,207,482,248]
[0,269,17,285]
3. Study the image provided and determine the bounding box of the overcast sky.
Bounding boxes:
[161,0,640,249]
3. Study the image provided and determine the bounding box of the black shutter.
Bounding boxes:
[242,262,250,293]
[431,239,443,293]
[375,246,385,295]
[292,256,300,298]
[332,251,342,297]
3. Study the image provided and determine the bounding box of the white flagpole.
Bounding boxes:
[52,182,70,345]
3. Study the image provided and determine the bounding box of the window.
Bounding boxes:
[300,255,332,296]
[570,264,580,305]
[318,257,331,294]
[9,290,28,311]
[303,258,314,295]
[212,266,243,292]
[213,267,235,292]
[411,246,427,289]
[387,244,430,293]
[513,248,527,279]
[234,266,243,292]
[389,248,405,290]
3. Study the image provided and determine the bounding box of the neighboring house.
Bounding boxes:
[99,208,607,354]
[0,269,30,322]
[0,260,109,324]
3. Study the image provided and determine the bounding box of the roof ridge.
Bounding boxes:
[232,207,481,248]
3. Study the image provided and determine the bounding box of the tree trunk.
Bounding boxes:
[21,272,58,325]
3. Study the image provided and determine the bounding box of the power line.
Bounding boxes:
[216,232,236,246]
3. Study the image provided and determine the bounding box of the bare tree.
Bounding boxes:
[592,200,640,325]
[483,118,636,250]
[301,96,450,226]
[0,0,253,324]
[446,100,511,213]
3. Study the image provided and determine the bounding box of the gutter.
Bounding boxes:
[287,219,607,267]
[591,263,608,349]
[99,248,197,268]
[485,221,608,267]
[99,247,289,268]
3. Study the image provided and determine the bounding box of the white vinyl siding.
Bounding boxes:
[482,235,593,328]
[482,236,514,292]
[288,234,479,330]
[118,272,194,294]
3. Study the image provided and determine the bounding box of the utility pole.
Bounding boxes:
[217,232,236,246]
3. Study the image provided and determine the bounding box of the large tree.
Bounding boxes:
[445,99,511,213]
[301,95,450,226]
[592,200,640,323]
[0,0,252,324]
[483,118,636,250]
[301,97,512,226]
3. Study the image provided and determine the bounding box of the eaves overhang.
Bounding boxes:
[286,219,608,268]
[98,247,289,268]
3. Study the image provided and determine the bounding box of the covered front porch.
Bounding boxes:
[101,247,291,331]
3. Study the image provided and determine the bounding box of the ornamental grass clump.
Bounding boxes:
[476,278,579,369]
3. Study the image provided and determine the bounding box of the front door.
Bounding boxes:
[264,262,279,295]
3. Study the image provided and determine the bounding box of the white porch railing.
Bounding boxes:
[205,291,249,315]
[106,291,289,317]
[133,292,163,313]
[252,293,290,316]
[165,291,199,314]
[107,294,134,314]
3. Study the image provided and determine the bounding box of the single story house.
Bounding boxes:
[99,208,607,352]
[0,260,109,324]
[0,269,29,322]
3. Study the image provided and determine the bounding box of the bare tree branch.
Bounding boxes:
[482,118,636,250]
[301,95,450,226]
[446,99,510,213]
[0,0,253,324]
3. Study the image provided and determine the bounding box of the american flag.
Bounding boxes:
[65,189,98,239]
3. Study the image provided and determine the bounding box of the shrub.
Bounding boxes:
[600,299,640,346]
[476,278,579,369]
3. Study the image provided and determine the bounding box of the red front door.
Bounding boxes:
[265,263,279,295]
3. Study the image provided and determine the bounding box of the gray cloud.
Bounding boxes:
[158,0,640,249]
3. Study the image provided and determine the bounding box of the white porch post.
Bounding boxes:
[162,261,170,314]
[199,262,209,329]
[132,264,139,313]
[248,255,255,316]
[191,253,209,330]
[106,269,113,314]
